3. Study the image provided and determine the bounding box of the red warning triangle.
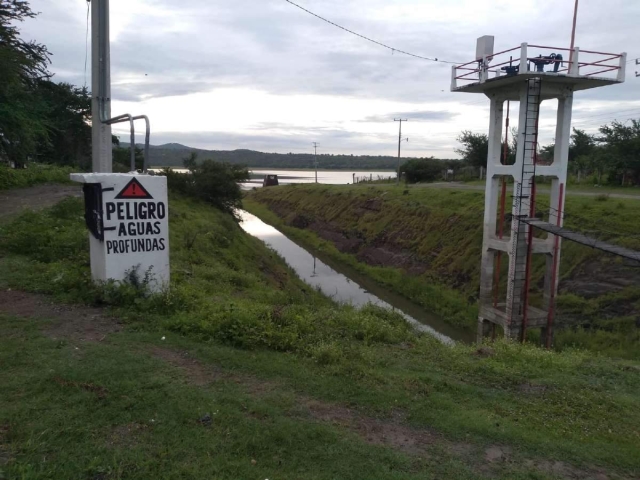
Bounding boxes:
[115,178,154,199]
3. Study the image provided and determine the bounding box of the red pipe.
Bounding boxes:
[493,101,510,308]
[585,67,619,76]
[528,44,574,51]
[457,46,522,68]
[579,49,621,56]
[546,183,565,348]
[579,55,622,66]
[521,179,536,342]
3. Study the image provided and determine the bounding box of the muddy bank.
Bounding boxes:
[248,185,640,328]
[267,198,472,292]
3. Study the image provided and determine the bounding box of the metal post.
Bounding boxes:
[92,0,112,173]
[568,0,579,68]
[312,142,319,183]
[394,119,408,185]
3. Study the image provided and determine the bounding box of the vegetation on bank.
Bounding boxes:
[0,163,73,190]
[246,184,640,358]
[1,195,640,478]
[162,153,249,219]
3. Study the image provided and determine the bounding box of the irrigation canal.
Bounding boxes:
[239,210,473,344]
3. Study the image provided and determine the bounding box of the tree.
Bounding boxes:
[569,128,596,161]
[597,120,640,186]
[113,145,144,172]
[164,153,250,218]
[539,144,554,163]
[36,81,91,167]
[0,0,51,163]
[455,131,488,167]
[400,158,445,183]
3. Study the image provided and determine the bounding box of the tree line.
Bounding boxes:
[453,122,640,186]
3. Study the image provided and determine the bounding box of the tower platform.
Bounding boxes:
[451,43,626,98]
[453,71,621,99]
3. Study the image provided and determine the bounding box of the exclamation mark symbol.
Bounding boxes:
[132,184,137,195]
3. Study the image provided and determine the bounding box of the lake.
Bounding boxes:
[246,169,396,187]
[156,168,397,187]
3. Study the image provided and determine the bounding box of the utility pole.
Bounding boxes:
[312,142,319,183]
[568,0,579,68]
[636,59,640,77]
[394,119,408,185]
[92,0,113,173]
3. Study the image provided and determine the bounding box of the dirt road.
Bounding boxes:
[0,184,82,222]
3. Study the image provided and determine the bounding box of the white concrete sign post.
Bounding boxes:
[72,0,169,292]
[71,173,170,292]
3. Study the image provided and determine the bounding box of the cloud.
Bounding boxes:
[21,0,640,157]
[360,110,458,123]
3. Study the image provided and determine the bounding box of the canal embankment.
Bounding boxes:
[246,183,640,358]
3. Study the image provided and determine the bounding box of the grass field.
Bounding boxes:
[0,164,74,190]
[1,193,639,478]
[246,184,640,359]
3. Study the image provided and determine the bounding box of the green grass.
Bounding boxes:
[0,164,74,190]
[1,193,640,478]
[246,184,640,358]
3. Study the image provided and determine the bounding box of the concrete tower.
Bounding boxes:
[451,40,626,344]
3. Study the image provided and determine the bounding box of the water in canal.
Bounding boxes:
[239,211,473,344]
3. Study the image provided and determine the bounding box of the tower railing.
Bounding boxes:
[451,44,626,90]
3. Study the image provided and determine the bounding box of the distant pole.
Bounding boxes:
[568,0,579,67]
[394,119,408,185]
[312,142,319,183]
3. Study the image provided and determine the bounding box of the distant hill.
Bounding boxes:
[155,143,191,150]
[119,142,454,170]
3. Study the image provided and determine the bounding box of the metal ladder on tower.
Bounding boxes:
[507,78,542,335]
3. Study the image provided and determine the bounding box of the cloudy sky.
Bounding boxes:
[21,0,640,157]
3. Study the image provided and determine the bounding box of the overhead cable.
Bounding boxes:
[282,0,460,64]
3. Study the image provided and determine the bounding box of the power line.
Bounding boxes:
[574,106,640,121]
[282,0,460,64]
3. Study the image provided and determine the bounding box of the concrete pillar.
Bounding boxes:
[541,91,573,340]
[477,97,504,341]
[477,318,493,344]
[91,0,112,174]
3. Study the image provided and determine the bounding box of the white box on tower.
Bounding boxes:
[476,35,495,61]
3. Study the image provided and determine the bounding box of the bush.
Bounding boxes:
[162,153,249,218]
[400,158,446,183]
[0,197,87,262]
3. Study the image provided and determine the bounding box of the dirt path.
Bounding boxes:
[0,290,120,342]
[0,184,82,222]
